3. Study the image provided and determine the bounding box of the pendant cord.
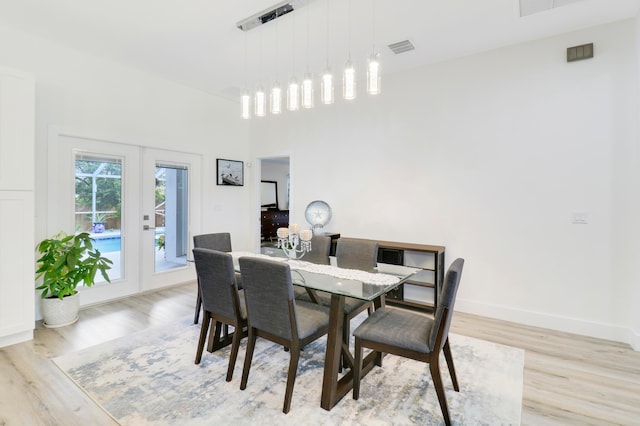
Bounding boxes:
[348,0,352,60]
[325,0,330,68]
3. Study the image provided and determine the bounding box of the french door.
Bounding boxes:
[50,132,201,306]
[140,148,201,291]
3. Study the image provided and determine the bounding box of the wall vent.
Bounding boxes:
[567,43,593,62]
[388,40,415,55]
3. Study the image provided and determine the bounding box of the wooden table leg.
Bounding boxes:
[321,294,345,410]
[321,294,388,410]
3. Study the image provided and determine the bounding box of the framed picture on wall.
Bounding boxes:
[216,159,244,186]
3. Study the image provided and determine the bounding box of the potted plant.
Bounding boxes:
[92,212,111,233]
[35,231,112,327]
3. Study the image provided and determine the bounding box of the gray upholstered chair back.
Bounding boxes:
[335,238,379,272]
[192,248,238,320]
[303,236,331,265]
[239,257,295,341]
[428,258,464,351]
[193,232,232,252]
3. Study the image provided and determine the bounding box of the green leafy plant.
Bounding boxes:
[156,234,165,250]
[35,232,112,300]
[93,212,112,223]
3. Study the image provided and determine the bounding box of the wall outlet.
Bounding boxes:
[572,211,589,224]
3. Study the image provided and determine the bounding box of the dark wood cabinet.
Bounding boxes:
[261,209,289,241]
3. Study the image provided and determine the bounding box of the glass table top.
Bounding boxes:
[231,252,418,301]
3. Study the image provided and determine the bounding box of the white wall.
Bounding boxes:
[251,20,640,347]
[0,25,252,315]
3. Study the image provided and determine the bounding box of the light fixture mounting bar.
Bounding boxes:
[237,0,315,32]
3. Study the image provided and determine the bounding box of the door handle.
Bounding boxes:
[143,225,156,230]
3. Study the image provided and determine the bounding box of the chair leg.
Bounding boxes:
[283,346,300,414]
[194,312,210,364]
[193,281,202,324]
[443,338,459,392]
[226,322,243,382]
[352,338,363,400]
[240,328,257,391]
[429,358,451,426]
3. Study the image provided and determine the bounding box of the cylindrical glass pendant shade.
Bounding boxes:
[343,60,356,100]
[241,90,251,119]
[254,86,266,117]
[301,73,314,109]
[287,78,300,111]
[367,53,381,95]
[270,82,282,115]
[320,68,334,105]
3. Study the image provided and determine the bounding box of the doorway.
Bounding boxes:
[259,156,290,250]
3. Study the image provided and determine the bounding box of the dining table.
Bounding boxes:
[230,250,418,411]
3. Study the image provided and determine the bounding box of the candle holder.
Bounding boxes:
[276,224,313,260]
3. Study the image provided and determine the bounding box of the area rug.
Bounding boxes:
[53,314,524,425]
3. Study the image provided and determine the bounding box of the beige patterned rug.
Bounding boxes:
[53,314,523,425]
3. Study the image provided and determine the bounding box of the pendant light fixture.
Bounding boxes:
[366,0,381,95]
[301,3,314,109]
[271,21,283,114]
[343,0,356,100]
[287,16,300,111]
[366,54,380,95]
[255,25,266,117]
[271,83,283,114]
[241,90,251,119]
[238,0,386,118]
[241,7,251,120]
[302,73,314,109]
[320,0,334,104]
[255,85,266,117]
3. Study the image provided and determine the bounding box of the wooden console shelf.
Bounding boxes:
[352,239,446,313]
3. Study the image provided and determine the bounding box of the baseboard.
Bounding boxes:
[456,298,638,350]
[0,329,33,348]
[627,328,640,351]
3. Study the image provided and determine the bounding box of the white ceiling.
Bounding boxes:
[0,0,638,100]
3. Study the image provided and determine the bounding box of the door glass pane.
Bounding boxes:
[75,155,122,281]
[155,164,188,272]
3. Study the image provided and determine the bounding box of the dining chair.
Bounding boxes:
[192,232,242,324]
[192,248,248,382]
[352,258,465,426]
[302,235,331,265]
[294,235,331,303]
[333,238,379,368]
[238,256,330,414]
[295,237,377,366]
[335,237,379,272]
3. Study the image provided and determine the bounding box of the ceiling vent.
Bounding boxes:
[237,0,315,31]
[388,40,415,55]
[519,0,584,17]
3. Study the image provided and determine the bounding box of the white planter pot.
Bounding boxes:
[41,292,80,328]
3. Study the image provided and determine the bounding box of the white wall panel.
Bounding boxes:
[0,66,34,190]
[0,66,34,347]
[0,193,34,344]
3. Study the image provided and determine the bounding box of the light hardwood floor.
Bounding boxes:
[1,282,639,425]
